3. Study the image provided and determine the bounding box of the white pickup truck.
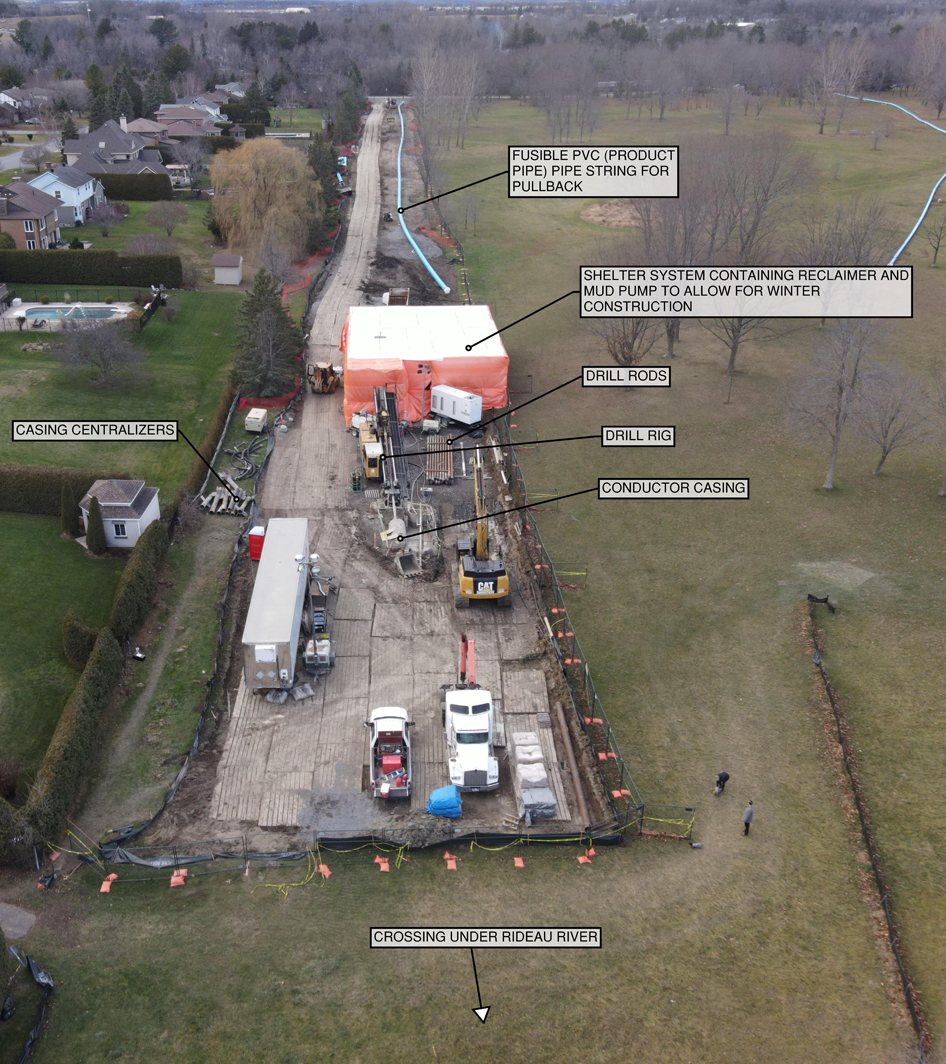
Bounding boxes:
[442,686,500,793]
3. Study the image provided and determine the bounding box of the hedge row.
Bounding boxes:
[0,250,183,288]
[176,385,236,506]
[91,172,173,202]
[23,627,124,843]
[108,519,170,642]
[0,464,130,516]
[62,607,98,668]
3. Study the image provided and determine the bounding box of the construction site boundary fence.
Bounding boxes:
[82,826,628,881]
[494,415,659,838]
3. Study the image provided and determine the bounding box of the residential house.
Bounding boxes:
[79,479,161,549]
[27,165,104,226]
[0,87,32,113]
[62,118,171,178]
[0,182,62,249]
[175,95,223,117]
[215,81,246,98]
[154,105,222,132]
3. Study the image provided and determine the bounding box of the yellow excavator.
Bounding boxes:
[455,450,510,608]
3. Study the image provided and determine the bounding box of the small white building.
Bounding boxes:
[212,253,243,285]
[27,165,104,226]
[79,479,161,549]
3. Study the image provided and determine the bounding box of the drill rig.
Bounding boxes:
[455,450,510,608]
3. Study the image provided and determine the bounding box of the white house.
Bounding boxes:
[79,479,161,549]
[212,253,243,285]
[27,165,104,226]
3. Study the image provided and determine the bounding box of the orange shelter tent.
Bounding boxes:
[339,306,509,424]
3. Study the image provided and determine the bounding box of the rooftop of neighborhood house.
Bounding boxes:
[30,164,95,190]
[63,119,149,159]
[0,182,61,218]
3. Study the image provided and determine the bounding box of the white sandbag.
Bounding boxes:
[516,762,549,789]
[514,744,543,764]
[511,731,540,748]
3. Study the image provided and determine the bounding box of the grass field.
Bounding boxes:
[0,289,241,500]
[0,514,124,771]
[59,201,221,291]
[432,93,946,1046]
[2,92,946,1063]
[269,106,323,135]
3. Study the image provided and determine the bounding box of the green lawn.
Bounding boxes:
[0,513,124,772]
[59,201,221,291]
[0,290,241,500]
[269,106,323,135]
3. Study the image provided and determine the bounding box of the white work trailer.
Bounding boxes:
[430,385,482,426]
[241,518,310,690]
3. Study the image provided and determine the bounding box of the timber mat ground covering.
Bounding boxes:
[0,95,942,1063]
[0,514,123,771]
[0,289,240,498]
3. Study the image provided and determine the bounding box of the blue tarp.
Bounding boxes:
[426,785,462,818]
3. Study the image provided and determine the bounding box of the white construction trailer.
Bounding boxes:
[241,518,310,690]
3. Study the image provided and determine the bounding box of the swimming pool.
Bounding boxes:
[24,305,120,320]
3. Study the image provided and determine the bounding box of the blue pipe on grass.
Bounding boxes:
[396,100,451,294]
[836,93,946,264]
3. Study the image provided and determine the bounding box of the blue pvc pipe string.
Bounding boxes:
[836,93,946,264]
[396,100,451,294]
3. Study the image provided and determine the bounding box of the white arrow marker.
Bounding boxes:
[470,949,491,1023]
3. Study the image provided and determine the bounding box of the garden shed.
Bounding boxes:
[79,479,160,549]
[212,253,243,286]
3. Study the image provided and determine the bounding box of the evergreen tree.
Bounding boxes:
[148,16,178,48]
[84,63,107,98]
[12,18,32,53]
[86,496,107,554]
[87,92,110,131]
[112,64,143,118]
[242,80,270,124]
[62,114,78,142]
[161,43,191,81]
[61,481,80,536]
[40,34,53,61]
[308,133,336,190]
[142,70,171,119]
[298,20,320,45]
[114,86,134,122]
[94,16,114,40]
[234,267,303,398]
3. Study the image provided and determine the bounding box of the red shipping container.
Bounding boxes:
[248,526,265,561]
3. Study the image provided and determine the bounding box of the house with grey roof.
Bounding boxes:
[62,118,171,179]
[27,165,104,226]
[79,479,161,549]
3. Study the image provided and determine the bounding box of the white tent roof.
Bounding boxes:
[345,305,508,362]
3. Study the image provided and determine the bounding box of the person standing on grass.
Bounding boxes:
[715,771,730,795]
[742,800,754,836]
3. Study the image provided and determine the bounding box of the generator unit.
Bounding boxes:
[244,408,268,433]
[430,386,482,427]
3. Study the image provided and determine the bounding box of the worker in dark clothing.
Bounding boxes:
[714,771,730,795]
[742,800,754,836]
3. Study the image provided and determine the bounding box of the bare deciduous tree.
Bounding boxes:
[277,81,303,126]
[171,137,211,187]
[87,203,123,237]
[931,368,946,496]
[21,143,52,173]
[145,200,189,236]
[592,317,659,368]
[854,368,928,475]
[59,319,143,385]
[922,208,946,266]
[783,320,885,490]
